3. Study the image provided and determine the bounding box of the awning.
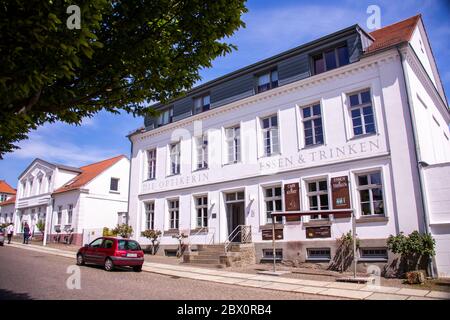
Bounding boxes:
[271,209,353,218]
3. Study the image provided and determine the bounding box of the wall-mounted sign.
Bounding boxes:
[262,229,284,241]
[284,183,300,222]
[306,226,331,239]
[331,176,351,210]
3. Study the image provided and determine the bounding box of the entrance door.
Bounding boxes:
[227,202,245,242]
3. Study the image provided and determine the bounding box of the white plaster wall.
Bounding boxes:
[423,163,450,224]
[51,191,80,233]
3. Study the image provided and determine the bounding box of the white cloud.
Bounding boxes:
[11,133,121,167]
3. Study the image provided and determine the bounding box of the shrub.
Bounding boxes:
[111,224,133,238]
[141,229,162,255]
[36,220,45,232]
[103,227,115,237]
[387,231,435,274]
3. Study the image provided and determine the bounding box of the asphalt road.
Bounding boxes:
[0,246,333,300]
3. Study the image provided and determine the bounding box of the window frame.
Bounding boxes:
[301,102,324,147]
[225,125,241,164]
[193,94,211,114]
[263,186,283,224]
[307,248,331,261]
[255,69,278,93]
[261,114,280,157]
[67,204,73,225]
[312,44,349,75]
[306,179,329,220]
[156,107,173,127]
[359,247,388,261]
[347,89,377,137]
[169,142,181,175]
[194,195,208,228]
[195,133,208,170]
[145,202,155,230]
[356,171,385,217]
[146,149,157,180]
[168,199,179,230]
[56,205,63,225]
[110,177,120,192]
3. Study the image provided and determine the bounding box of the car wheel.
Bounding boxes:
[133,266,142,272]
[104,258,114,271]
[76,254,85,266]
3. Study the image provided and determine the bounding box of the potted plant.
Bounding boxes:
[141,229,162,255]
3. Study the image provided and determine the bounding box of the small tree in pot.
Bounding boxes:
[111,224,133,238]
[141,229,162,255]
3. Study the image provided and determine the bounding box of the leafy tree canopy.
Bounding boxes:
[0,0,247,158]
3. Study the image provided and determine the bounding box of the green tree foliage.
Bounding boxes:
[141,229,162,254]
[387,231,435,272]
[0,0,247,157]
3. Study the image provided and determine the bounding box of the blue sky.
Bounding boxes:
[1,0,449,188]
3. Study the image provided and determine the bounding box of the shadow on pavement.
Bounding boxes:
[0,289,33,300]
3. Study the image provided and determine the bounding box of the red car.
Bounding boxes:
[76,237,144,272]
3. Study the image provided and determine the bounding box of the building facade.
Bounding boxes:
[127,16,450,276]
[6,155,130,245]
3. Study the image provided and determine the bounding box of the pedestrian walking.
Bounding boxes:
[6,223,14,244]
[23,222,30,244]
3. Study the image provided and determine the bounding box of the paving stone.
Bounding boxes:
[426,291,450,299]
[359,285,401,294]
[407,296,438,300]
[210,277,245,284]
[292,286,328,295]
[261,282,303,292]
[396,288,429,297]
[237,280,273,288]
[270,277,306,285]
[326,282,366,290]
[294,279,332,287]
[365,293,409,300]
[319,288,373,300]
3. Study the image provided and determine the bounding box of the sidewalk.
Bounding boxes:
[7,242,450,300]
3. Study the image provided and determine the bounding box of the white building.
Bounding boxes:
[0,180,16,224]
[127,15,450,276]
[10,155,130,245]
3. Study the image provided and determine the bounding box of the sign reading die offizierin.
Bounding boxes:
[331,176,351,210]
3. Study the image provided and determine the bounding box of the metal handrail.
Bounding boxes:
[224,225,252,252]
[186,226,216,252]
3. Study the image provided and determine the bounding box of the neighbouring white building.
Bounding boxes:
[127,15,450,276]
[0,180,16,224]
[5,155,130,245]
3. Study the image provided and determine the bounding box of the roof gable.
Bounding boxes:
[0,180,16,194]
[52,155,126,195]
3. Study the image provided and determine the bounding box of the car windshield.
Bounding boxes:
[118,240,141,251]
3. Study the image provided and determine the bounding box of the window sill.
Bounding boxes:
[109,190,120,194]
[163,229,180,236]
[223,161,242,167]
[305,258,331,262]
[358,258,388,263]
[356,216,388,223]
[193,167,208,172]
[259,224,284,231]
[143,178,156,182]
[299,143,325,151]
[190,228,208,235]
[259,152,281,159]
[348,132,378,141]
[303,220,331,227]
[166,173,181,178]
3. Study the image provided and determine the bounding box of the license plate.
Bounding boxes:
[127,253,138,258]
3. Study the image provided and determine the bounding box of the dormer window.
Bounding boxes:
[312,45,349,75]
[157,107,173,127]
[193,95,210,114]
[256,70,278,93]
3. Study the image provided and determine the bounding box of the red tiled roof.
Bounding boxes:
[366,15,421,54]
[0,195,16,206]
[52,155,126,195]
[0,180,16,195]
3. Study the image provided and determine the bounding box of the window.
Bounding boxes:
[57,206,62,225]
[168,199,179,230]
[225,191,245,202]
[302,103,324,146]
[0,194,6,202]
[29,179,33,196]
[307,248,331,260]
[348,89,376,136]
[193,95,210,114]
[145,202,155,230]
[312,45,349,75]
[225,126,241,163]
[47,175,52,192]
[117,212,127,225]
[195,133,208,170]
[262,249,283,261]
[67,204,73,224]
[256,70,278,93]
[21,181,26,196]
[195,196,208,228]
[110,178,119,191]
[157,107,173,127]
[103,239,114,249]
[118,240,141,251]
[357,171,384,216]
[360,248,388,260]
[307,180,329,220]
[89,238,103,248]
[264,186,283,224]
[169,142,181,175]
[37,177,43,194]
[261,115,279,156]
[147,149,157,180]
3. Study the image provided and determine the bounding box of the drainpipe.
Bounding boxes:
[126,136,134,238]
[397,46,436,278]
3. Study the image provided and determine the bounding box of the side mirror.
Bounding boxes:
[84,244,89,248]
